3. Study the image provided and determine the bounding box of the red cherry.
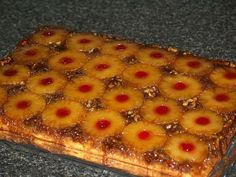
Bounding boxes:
[155,105,170,115]
[96,119,111,130]
[115,44,127,50]
[42,30,55,37]
[138,130,150,140]
[150,52,163,59]
[3,69,18,77]
[173,82,187,90]
[56,107,71,118]
[116,94,129,102]
[195,116,210,125]
[180,142,195,152]
[79,38,91,44]
[25,49,37,56]
[224,72,236,80]
[215,93,229,102]
[96,63,110,71]
[78,84,93,92]
[187,60,201,68]
[135,71,149,78]
[59,57,74,65]
[39,77,53,86]
[16,100,31,109]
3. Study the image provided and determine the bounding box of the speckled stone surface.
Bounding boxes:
[0,0,235,176]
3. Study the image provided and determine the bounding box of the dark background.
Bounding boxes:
[0,0,235,176]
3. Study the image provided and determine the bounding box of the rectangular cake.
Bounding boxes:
[0,26,235,177]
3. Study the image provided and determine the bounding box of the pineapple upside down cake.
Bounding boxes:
[0,26,235,177]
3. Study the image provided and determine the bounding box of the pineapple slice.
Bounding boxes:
[11,45,50,64]
[42,100,85,128]
[210,68,236,89]
[4,92,46,120]
[122,63,162,88]
[174,56,213,75]
[0,65,30,85]
[0,87,7,105]
[164,134,208,163]
[81,110,125,138]
[64,76,104,101]
[32,28,69,46]
[180,110,223,136]
[122,121,167,152]
[159,75,202,99]
[83,55,125,79]
[48,50,87,71]
[141,97,182,124]
[103,87,143,112]
[200,88,236,112]
[136,47,176,67]
[100,41,139,59]
[26,71,66,94]
[66,33,104,52]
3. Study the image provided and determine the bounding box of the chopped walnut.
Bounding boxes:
[64,69,84,80]
[122,56,139,65]
[105,76,123,89]
[7,84,26,95]
[30,62,49,74]
[121,109,142,124]
[44,92,64,104]
[58,125,84,142]
[83,98,103,112]
[161,66,178,75]
[163,123,185,134]
[142,85,159,99]
[0,57,14,66]
[180,97,201,110]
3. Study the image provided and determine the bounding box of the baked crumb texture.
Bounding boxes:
[0,26,235,177]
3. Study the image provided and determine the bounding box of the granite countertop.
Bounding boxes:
[0,0,235,176]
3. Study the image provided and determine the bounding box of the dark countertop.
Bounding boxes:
[0,0,235,176]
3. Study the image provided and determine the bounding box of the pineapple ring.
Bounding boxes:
[174,56,213,75]
[0,87,7,105]
[11,45,50,64]
[200,88,236,112]
[42,100,85,129]
[180,110,223,136]
[32,28,69,46]
[4,92,46,120]
[122,63,162,88]
[164,134,208,163]
[0,65,30,85]
[66,33,104,52]
[26,71,67,94]
[136,47,176,67]
[101,41,139,59]
[48,50,87,71]
[103,87,144,112]
[159,75,202,100]
[141,97,182,124]
[210,68,236,89]
[122,121,167,152]
[83,55,125,79]
[64,76,104,101]
[81,110,125,138]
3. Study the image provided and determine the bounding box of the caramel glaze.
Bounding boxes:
[0,27,236,175]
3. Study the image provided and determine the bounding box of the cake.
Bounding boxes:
[0,26,235,177]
